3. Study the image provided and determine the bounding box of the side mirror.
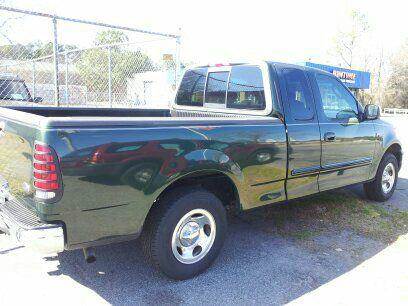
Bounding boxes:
[364,104,380,120]
[32,97,43,103]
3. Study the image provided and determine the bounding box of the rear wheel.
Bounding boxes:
[364,153,398,202]
[142,188,227,280]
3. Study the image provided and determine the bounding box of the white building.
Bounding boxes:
[126,70,177,109]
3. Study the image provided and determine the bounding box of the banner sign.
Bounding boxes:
[332,70,356,84]
[302,62,370,89]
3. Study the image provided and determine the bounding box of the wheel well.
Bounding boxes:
[385,143,402,170]
[156,172,240,211]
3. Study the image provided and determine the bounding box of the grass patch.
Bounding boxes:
[290,229,318,240]
[257,190,408,243]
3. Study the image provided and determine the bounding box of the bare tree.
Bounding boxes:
[332,9,370,69]
[0,0,23,44]
[374,48,387,106]
[384,40,408,108]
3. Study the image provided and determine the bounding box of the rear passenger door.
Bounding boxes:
[275,65,321,200]
[309,72,376,190]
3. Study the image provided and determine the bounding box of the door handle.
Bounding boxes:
[324,132,336,142]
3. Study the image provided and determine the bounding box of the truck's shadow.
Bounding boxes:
[49,180,408,305]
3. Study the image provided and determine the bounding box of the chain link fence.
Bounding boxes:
[0,6,181,108]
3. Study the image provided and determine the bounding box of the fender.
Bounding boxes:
[370,120,402,179]
[150,149,245,207]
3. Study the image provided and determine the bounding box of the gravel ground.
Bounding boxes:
[0,116,407,305]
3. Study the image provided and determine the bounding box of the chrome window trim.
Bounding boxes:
[172,61,273,116]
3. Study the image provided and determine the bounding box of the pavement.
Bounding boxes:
[0,116,407,305]
[289,234,408,306]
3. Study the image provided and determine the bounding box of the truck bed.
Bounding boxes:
[0,106,265,128]
[0,105,287,248]
[3,106,171,117]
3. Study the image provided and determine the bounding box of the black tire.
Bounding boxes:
[364,153,398,202]
[141,187,227,280]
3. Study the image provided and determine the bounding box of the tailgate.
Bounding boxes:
[0,115,38,204]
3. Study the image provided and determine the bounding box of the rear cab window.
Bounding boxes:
[175,68,207,106]
[174,62,273,115]
[205,71,229,107]
[227,66,266,110]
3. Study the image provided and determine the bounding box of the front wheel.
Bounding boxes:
[364,153,398,202]
[142,188,227,280]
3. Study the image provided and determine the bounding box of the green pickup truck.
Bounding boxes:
[0,61,402,279]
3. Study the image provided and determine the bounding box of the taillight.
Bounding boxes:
[34,153,54,162]
[34,172,58,180]
[34,181,59,190]
[34,163,56,171]
[34,144,51,153]
[33,142,62,202]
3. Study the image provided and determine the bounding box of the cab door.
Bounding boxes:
[275,65,322,200]
[309,72,376,191]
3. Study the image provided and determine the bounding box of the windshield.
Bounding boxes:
[0,79,31,101]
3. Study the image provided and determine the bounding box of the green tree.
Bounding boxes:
[0,41,77,60]
[75,30,156,94]
[94,30,129,47]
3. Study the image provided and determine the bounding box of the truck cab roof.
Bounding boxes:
[192,61,335,75]
[172,60,336,117]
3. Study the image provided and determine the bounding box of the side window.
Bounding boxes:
[226,65,266,110]
[282,68,314,120]
[205,71,229,105]
[315,74,358,120]
[176,68,207,106]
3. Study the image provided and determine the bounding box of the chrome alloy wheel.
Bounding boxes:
[171,209,216,264]
[382,162,396,194]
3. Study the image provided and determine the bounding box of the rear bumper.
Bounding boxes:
[0,198,65,254]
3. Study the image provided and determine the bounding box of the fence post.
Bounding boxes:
[52,16,60,106]
[108,46,112,107]
[32,61,36,98]
[65,51,69,104]
[175,30,181,85]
